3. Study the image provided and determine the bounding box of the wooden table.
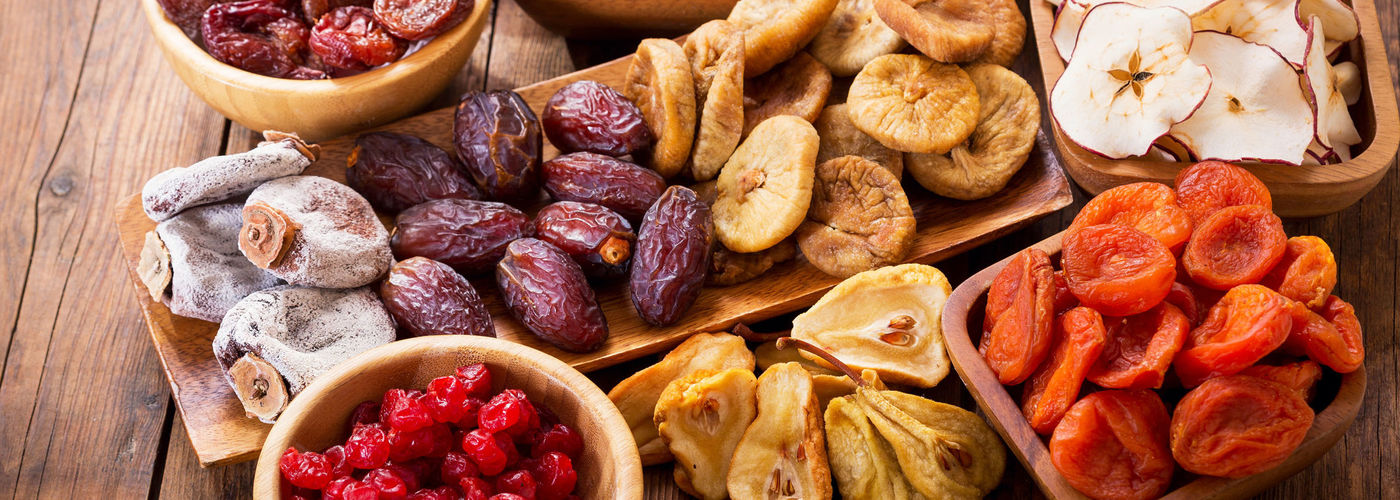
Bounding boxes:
[0,0,1394,498]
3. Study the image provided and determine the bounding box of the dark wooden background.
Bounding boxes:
[0,0,1394,498]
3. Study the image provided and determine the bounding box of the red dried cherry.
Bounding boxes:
[345,423,392,469]
[455,363,494,399]
[348,400,382,432]
[309,6,405,70]
[389,423,451,462]
[423,376,471,424]
[480,389,540,438]
[364,467,411,500]
[407,486,463,500]
[441,451,481,486]
[460,477,494,500]
[462,429,515,476]
[323,445,354,478]
[382,389,434,432]
[494,470,538,498]
[532,451,578,500]
[324,476,359,500]
[280,448,334,489]
[530,423,583,459]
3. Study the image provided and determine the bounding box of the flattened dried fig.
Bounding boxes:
[907,63,1039,200]
[709,238,797,286]
[742,52,833,137]
[727,0,838,76]
[796,156,916,278]
[814,104,903,178]
[726,362,832,500]
[684,20,746,181]
[654,369,759,500]
[848,54,979,154]
[625,38,697,178]
[714,116,818,253]
[139,230,172,301]
[972,0,1026,67]
[873,0,994,62]
[809,0,906,76]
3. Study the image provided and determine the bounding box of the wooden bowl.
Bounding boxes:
[942,232,1367,499]
[140,0,491,142]
[514,0,736,38]
[252,335,643,499]
[1028,0,1399,217]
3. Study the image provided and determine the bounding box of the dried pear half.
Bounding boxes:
[608,332,756,465]
[906,63,1040,200]
[873,0,994,63]
[727,0,839,76]
[825,395,923,500]
[714,115,818,253]
[742,52,833,137]
[726,362,832,500]
[809,0,907,76]
[848,54,979,154]
[710,238,797,286]
[655,369,759,500]
[684,20,747,181]
[795,156,916,278]
[792,264,951,387]
[814,104,903,178]
[813,369,887,410]
[625,38,697,178]
[971,0,1026,67]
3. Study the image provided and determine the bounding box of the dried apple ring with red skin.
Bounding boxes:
[1067,182,1193,252]
[1173,161,1273,226]
[1049,390,1173,500]
[980,248,1055,385]
[1170,374,1313,478]
[1086,302,1189,390]
[1061,224,1176,317]
[1022,307,1106,435]
[1284,296,1364,373]
[1182,205,1287,290]
[1240,360,1322,401]
[1173,284,1292,387]
[1259,236,1337,308]
[1051,270,1077,314]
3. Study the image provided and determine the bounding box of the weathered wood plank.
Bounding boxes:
[159,413,255,500]
[486,0,575,89]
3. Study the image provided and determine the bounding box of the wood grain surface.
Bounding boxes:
[0,0,1395,499]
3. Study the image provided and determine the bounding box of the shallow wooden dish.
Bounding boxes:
[141,0,491,142]
[1028,0,1399,217]
[252,335,642,500]
[942,232,1367,499]
[514,0,736,38]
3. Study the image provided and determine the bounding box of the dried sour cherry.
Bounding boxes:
[379,257,495,338]
[158,0,218,40]
[309,6,405,71]
[496,238,608,352]
[453,90,543,202]
[630,186,713,326]
[541,152,666,222]
[203,0,325,79]
[374,0,473,40]
[532,201,635,279]
[542,80,653,156]
[347,131,480,214]
[391,199,532,276]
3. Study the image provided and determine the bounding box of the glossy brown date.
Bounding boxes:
[629,186,713,326]
[542,80,653,157]
[380,257,495,338]
[541,152,666,222]
[533,201,634,279]
[391,199,532,276]
[347,131,480,214]
[453,90,543,203]
[496,238,609,352]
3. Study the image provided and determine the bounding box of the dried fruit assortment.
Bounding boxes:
[982,162,1365,499]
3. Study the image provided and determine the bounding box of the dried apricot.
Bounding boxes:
[1260,236,1337,308]
[980,248,1055,385]
[1173,160,1272,226]
[1164,282,1200,325]
[847,54,979,154]
[624,38,696,178]
[1021,307,1107,435]
[1051,270,1077,313]
[1170,374,1313,478]
[1239,360,1323,402]
[1061,224,1176,316]
[1284,296,1364,373]
[1182,204,1287,290]
[1173,284,1292,387]
[741,52,832,137]
[726,0,838,76]
[1049,390,1173,500]
[1066,182,1192,252]
[1086,303,1190,390]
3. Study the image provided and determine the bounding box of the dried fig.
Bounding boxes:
[709,238,797,286]
[873,0,994,62]
[713,115,818,253]
[624,38,697,178]
[742,52,833,137]
[726,0,838,76]
[654,369,759,500]
[809,0,906,76]
[139,230,172,301]
[848,54,980,154]
[972,0,1026,67]
[726,362,832,500]
[683,20,746,181]
[814,104,903,178]
[796,156,916,278]
[906,63,1039,200]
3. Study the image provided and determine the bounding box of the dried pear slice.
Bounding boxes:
[608,332,756,465]
[655,369,759,500]
[726,362,832,500]
[972,0,1027,67]
[727,0,839,76]
[792,264,951,387]
[625,38,697,178]
[906,64,1040,200]
[814,104,903,178]
[757,340,841,375]
[138,230,172,301]
[873,0,994,63]
[714,115,818,253]
[742,52,833,137]
[1303,17,1362,152]
[848,54,979,154]
[685,21,747,181]
[813,369,887,410]
[809,0,907,76]
[1193,0,1310,65]
[795,156,916,278]
[825,395,923,500]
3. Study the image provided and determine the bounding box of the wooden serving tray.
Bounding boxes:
[942,232,1367,500]
[1028,0,1400,217]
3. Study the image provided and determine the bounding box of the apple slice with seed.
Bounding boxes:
[1303,16,1362,154]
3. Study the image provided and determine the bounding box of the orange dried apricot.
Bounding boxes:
[1284,295,1364,373]
[1021,306,1106,435]
[981,248,1056,385]
[1239,360,1322,402]
[1067,182,1193,252]
[1182,204,1287,290]
[1049,390,1173,500]
[1164,282,1199,325]
[1061,224,1176,317]
[1259,236,1337,309]
[1173,284,1292,387]
[1087,302,1190,390]
[1173,160,1272,226]
[1051,270,1077,314]
[1170,374,1313,478]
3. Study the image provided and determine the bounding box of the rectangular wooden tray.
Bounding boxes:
[1028,0,1399,217]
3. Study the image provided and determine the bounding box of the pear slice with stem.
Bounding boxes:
[655,369,759,500]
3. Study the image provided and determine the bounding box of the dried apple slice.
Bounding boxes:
[1049,3,1211,159]
[1052,0,1220,61]
[1299,0,1359,43]
[873,0,994,63]
[1334,61,1362,105]
[809,0,907,76]
[848,54,980,154]
[1303,16,1362,152]
[713,115,818,253]
[1193,0,1310,65]
[655,369,759,500]
[1169,31,1314,164]
[726,362,832,500]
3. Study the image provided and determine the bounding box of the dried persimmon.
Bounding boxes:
[1021,307,1107,435]
[1240,360,1323,402]
[1173,160,1273,226]
[1061,224,1176,317]
[981,248,1056,385]
[1174,284,1292,387]
[1284,295,1364,373]
[1087,302,1190,390]
[1260,236,1338,308]
[1049,390,1173,500]
[1067,182,1193,252]
[1170,374,1313,478]
[1182,204,1287,290]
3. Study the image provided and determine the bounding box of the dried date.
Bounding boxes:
[542,80,653,156]
[380,256,495,338]
[533,201,635,279]
[347,131,480,214]
[203,0,325,79]
[390,199,532,276]
[496,238,609,352]
[454,90,543,202]
[158,0,218,40]
[308,6,404,71]
[374,0,473,41]
[302,0,371,24]
[630,186,713,326]
[541,152,665,222]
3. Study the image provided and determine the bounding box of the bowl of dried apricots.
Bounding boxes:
[943,161,1366,500]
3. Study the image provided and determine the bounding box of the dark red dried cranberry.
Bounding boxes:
[479,389,540,438]
[344,423,391,469]
[532,452,578,500]
[323,445,355,478]
[280,448,333,489]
